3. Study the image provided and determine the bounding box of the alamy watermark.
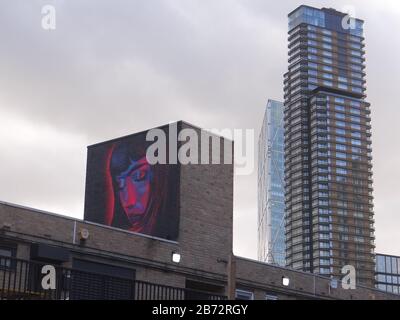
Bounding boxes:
[145,123,255,176]
[341,5,357,31]
[41,5,56,30]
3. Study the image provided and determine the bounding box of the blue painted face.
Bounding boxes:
[116,156,153,226]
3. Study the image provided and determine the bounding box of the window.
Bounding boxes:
[355,236,365,243]
[336,160,347,167]
[339,234,349,241]
[386,256,392,273]
[308,70,318,76]
[351,72,363,79]
[319,250,330,257]
[336,144,346,151]
[319,225,330,231]
[336,152,346,159]
[351,50,361,56]
[236,289,254,300]
[308,47,318,54]
[336,136,346,143]
[0,245,16,269]
[392,257,398,273]
[351,79,363,86]
[336,121,346,127]
[351,87,363,93]
[376,255,386,272]
[323,65,333,72]
[265,293,278,300]
[377,274,385,282]
[378,284,386,291]
[320,242,330,248]
[351,64,362,71]
[320,268,330,274]
[309,32,317,39]
[70,259,137,300]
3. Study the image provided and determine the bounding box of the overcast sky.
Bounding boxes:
[1,0,399,259]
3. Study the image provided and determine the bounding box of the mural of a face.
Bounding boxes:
[116,156,151,225]
[84,126,180,241]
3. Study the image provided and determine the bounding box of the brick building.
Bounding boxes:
[0,122,397,300]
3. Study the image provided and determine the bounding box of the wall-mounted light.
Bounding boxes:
[79,228,90,241]
[282,276,290,286]
[172,252,181,263]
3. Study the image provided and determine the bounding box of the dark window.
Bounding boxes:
[235,289,254,300]
[0,243,17,270]
[185,280,225,300]
[70,259,135,300]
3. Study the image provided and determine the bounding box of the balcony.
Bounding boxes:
[0,256,226,300]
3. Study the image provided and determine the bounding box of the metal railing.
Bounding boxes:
[0,256,226,300]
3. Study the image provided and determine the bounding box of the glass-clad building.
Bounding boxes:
[258,100,285,266]
[376,253,400,295]
[284,5,375,287]
[288,6,363,37]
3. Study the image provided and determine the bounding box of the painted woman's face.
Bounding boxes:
[116,156,152,225]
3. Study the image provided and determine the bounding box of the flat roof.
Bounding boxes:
[288,5,364,23]
[88,120,233,148]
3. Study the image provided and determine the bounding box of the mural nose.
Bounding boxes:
[125,179,138,206]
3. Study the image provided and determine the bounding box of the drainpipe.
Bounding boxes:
[72,220,77,245]
[314,274,316,296]
[227,252,236,299]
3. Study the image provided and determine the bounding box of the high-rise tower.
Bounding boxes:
[258,100,285,266]
[284,6,375,286]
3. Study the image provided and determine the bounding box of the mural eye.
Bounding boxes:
[132,169,148,182]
